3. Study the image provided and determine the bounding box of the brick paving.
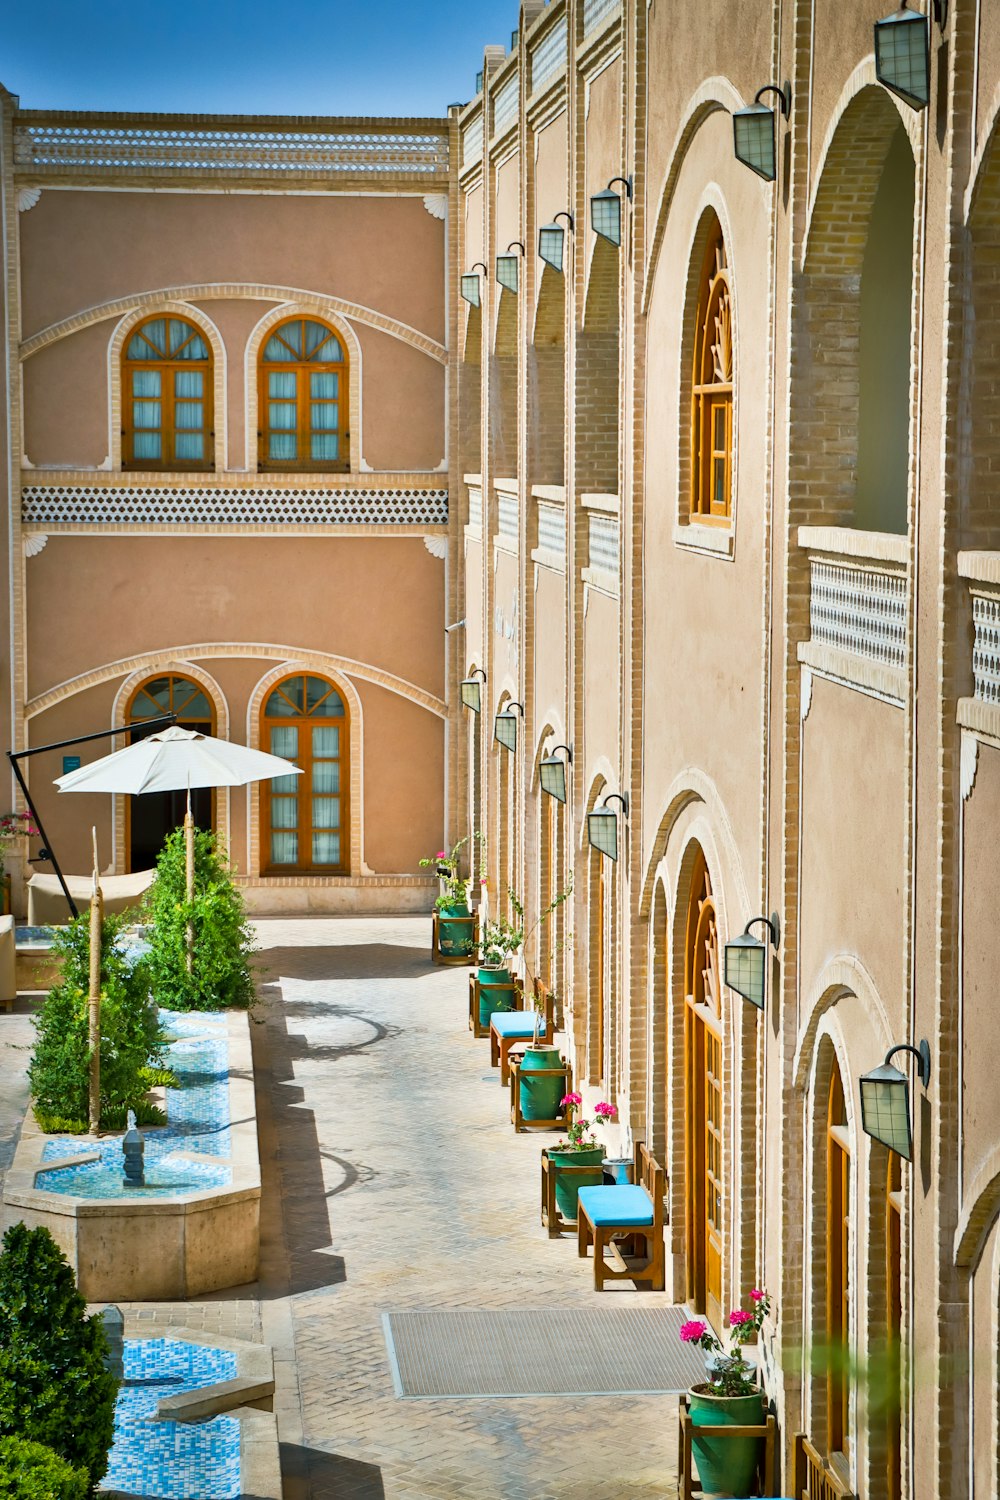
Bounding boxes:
[252,916,681,1500]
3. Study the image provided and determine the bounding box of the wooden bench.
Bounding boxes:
[540,1147,608,1236]
[489,977,555,1083]
[508,1053,573,1132]
[468,972,523,1038]
[576,1142,667,1290]
[678,1393,779,1498]
[431,909,479,967]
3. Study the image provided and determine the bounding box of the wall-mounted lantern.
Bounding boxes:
[496,241,525,294]
[460,667,486,714]
[723,914,780,1010]
[587,792,628,861]
[733,84,791,181]
[860,1040,931,1161]
[874,2,930,109]
[590,177,632,247]
[539,744,572,803]
[494,700,524,752]
[538,211,574,273]
[461,262,488,307]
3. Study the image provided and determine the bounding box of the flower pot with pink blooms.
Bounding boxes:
[420,838,474,955]
[545,1094,618,1220]
[679,1288,771,1498]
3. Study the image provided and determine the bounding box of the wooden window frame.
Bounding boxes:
[260,674,349,876]
[122,316,214,472]
[690,227,733,523]
[257,317,350,473]
[684,850,724,1332]
[125,674,217,871]
[826,1067,851,1460]
[885,1152,902,1500]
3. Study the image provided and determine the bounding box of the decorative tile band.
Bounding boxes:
[809,559,907,669]
[583,0,619,35]
[13,124,448,176]
[537,500,566,556]
[493,76,520,137]
[22,484,448,527]
[588,512,619,575]
[531,18,568,93]
[972,593,1000,705]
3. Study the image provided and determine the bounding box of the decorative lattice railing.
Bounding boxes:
[467,483,483,532]
[497,488,519,541]
[972,592,1000,705]
[588,511,619,576]
[13,119,449,177]
[492,75,520,137]
[21,484,448,527]
[583,0,619,35]
[462,116,484,170]
[531,17,568,93]
[808,558,907,669]
[536,499,566,557]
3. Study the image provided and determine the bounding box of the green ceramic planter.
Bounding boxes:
[477,967,517,1026]
[518,1044,565,1121]
[546,1145,605,1220]
[437,902,472,956]
[688,1386,766,1498]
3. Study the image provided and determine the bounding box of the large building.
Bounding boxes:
[3,0,1000,1494]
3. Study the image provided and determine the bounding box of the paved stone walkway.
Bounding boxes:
[252,917,681,1500]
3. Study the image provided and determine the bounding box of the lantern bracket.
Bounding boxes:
[884,1039,931,1089]
[548,743,572,761]
[744,912,780,950]
[507,241,526,255]
[601,791,628,818]
[553,211,574,231]
[753,83,791,118]
[606,176,633,200]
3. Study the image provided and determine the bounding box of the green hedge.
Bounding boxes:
[0,1436,88,1499]
[0,1226,117,1491]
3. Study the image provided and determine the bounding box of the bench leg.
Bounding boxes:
[577,1210,592,1259]
[490,1030,500,1069]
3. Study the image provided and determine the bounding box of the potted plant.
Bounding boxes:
[545,1094,618,1218]
[679,1288,771,1497]
[0,809,37,916]
[476,909,524,1024]
[420,837,473,956]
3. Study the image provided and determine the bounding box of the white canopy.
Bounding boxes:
[54,724,303,794]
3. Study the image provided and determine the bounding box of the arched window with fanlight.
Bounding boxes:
[260,674,348,873]
[690,222,733,521]
[258,318,349,471]
[126,673,216,869]
[122,316,213,470]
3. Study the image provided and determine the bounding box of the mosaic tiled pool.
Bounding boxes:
[36,1010,233,1198]
[104,1338,242,1499]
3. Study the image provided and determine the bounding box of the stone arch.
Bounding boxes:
[639,767,749,927]
[529,265,566,485]
[579,236,620,495]
[109,660,230,874]
[246,660,364,879]
[245,303,363,475]
[793,955,894,1091]
[956,1154,1000,1271]
[107,301,227,474]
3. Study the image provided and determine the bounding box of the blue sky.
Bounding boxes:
[3,1,519,115]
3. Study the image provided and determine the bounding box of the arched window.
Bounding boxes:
[691,224,733,521]
[884,1151,902,1499]
[126,673,216,870]
[258,318,349,471]
[684,847,723,1330]
[261,674,348,874]
[122,316,212,470]
[826,1063,851,1458]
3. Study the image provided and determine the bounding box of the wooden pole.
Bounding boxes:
[184,785,195,974]
[87,827,103,1134]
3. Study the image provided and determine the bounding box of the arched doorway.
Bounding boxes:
[826,1060,851,1461]
[260,673,349,874]
[684,846,723,1330]
[126,674,216,871]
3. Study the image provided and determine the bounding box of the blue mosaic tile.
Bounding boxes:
[104,1338,242,1499]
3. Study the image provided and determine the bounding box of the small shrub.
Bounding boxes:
[0,1226,117,1490]
[28,911,163,1127]
[0,1435,88,1499]
[143,828,257,1011]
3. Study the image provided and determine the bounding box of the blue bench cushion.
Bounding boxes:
[577,1184,655,1227]
[490,1012,537,1037]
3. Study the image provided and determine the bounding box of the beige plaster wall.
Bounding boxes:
[494,152,521,265]
[809,5,886,195]
[584,55,622,224]
[19,191,445,344]
[961,740,1000,1197]
[533,109,568,295]
[976,12,1000,152]
[464,536,484,675]
[22,323,110,469]
[532,563,567,733]
[492,547,520,698]
[464,182,484,269]
[799,677,906,1040]
[24,536,444,700]
[582,587,619,777]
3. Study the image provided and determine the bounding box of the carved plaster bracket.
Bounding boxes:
[422,194,448,221]
[423,535,448,560]
[17,187,41,212]
[961,729,979,802]
[23,534,48,558]
[800,666,814,722]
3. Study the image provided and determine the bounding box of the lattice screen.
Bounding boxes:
[21,485,448,527]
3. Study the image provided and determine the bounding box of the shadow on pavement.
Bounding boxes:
[280,1441,386,1500]
[255,942,432,984]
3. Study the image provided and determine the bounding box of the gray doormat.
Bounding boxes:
[382,1306,707,1398]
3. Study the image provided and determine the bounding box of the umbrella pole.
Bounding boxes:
[184,788,195,974]
[88,828,103,1134]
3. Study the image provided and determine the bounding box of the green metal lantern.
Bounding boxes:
[859,1040,931,1161]
[874,4,930,109]
[733,84,790,182]
[590,178,631,246]
[539,745,571,803]
[723,914,780,1010]
[587,792,628,860]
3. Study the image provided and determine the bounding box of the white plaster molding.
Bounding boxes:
[17,186,41,212]
[422,194,448,220]
[23,534,48,558]
[422,534,448,559]
[800,667,813,722]
[961,729,979,802]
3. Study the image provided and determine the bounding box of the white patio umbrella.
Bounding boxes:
[55,725,302,962]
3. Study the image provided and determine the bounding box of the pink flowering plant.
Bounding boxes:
[419,836,470,910]
[0,811,38,850]
[679,1287,771,1397]
[554,1092,618,1153]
